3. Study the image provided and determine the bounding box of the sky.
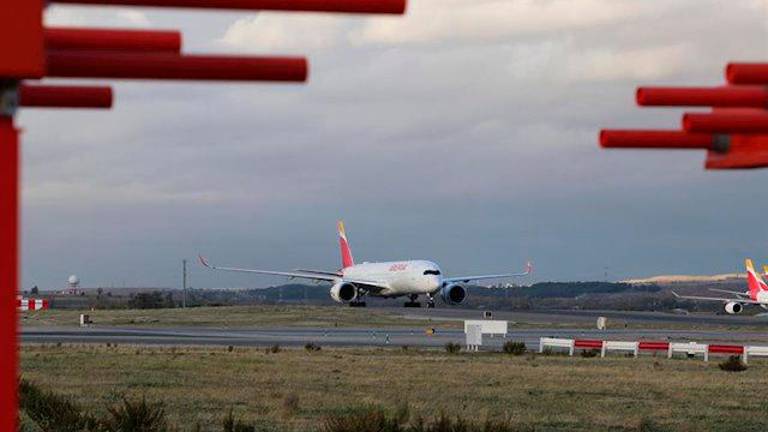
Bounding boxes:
[17,0,768,290]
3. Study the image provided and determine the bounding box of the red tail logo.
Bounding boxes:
[338,220,355,269]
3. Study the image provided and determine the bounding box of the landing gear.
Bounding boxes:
[404,294,421,308]
[426,295,435,309]
[349,301,367,308]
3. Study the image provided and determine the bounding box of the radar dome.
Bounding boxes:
[68,275,80,285]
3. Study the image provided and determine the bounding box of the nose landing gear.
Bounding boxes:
[426,294,435,309]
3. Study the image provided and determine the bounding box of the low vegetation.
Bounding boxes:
[718,355,748,372]
[502,341,526,356]
[443,342,461,354]
[20,344,768,431]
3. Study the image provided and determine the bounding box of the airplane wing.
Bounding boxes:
[199,256,338,282]
[708,288,750,298]
[671,291,764,305]
[443,262,533,284]
[199,256,390,292]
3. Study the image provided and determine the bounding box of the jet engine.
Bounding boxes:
[724,302,743,315]
[441,283,467,305]
[330,282,357,303]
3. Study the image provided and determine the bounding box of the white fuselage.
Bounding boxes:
[342,260,443,297]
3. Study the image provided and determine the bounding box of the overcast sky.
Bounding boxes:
[18,0,768,290]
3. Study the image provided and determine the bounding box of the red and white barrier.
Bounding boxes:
[15,297,49,312]
[539,338,767,363]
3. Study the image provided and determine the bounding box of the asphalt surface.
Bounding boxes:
[21,308,768,350]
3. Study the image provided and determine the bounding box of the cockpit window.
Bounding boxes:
[423,270,441,276]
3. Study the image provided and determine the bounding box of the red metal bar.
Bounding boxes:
[683,112,768,134]
[600,130,716,149]
[0,0,44,78]
[0,116,19,431]
[45,27,182,53]
[46,51,308,82]
[708,344,744,354]
[574,339,603,349]
[19,84,113,108]
[638,341,670,351]
[637,86,768,108]
[51,0,407,13]
[727,63,768,85]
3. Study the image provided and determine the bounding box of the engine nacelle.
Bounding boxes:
[330,282,357,303]
[441,283,467,305]
[724,302,743,315]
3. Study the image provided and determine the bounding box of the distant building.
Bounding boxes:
[64,274,80,295]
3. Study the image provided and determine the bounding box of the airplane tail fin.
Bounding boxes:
[525,261,534,275]
[746,259,768,299]
[338,220,355,269]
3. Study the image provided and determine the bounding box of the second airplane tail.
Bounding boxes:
[746,259,768,299]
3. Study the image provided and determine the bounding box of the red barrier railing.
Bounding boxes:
[708,344,745,355]
[45,27,182,52]
[574,339,603,349]
[52,0,408,13]
[19,84,113,108]
[638,341,670,351]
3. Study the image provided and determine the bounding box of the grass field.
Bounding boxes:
[20,344,768,431]
[19,305,461,330]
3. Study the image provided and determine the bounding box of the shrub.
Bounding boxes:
[502,341,527,356]
[444,343,461,354]
[223,409,256,432]
[19,379,98,432]
[266,344,281,354]
[102,397,168,432]
[305,343,321,352]
[321,407,403,432]
[580,349,599,358]
[719,356,748,372]
[323,408,529,432]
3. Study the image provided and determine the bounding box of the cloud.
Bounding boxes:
[18,1,768,288]
[352,0,660,45]
[45,5,152,28]
[219,14,348,52]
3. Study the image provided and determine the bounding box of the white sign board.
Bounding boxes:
[466,324,482,352]
[464,320,508,335]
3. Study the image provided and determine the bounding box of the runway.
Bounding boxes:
[21,308,768,350]
[21,326,768,350]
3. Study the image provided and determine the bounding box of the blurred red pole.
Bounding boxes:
[51,0,407,13]
[726,63,768,84]
[0,116,19,432]
[683,112,768,134]
[636,86,768,108]
[45,27,182,52]
[46,51,308,82]
[599,130,719,149]
[20,84,113,108]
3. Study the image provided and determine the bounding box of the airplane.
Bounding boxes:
[672,259,768,314]
[200,221,532,308]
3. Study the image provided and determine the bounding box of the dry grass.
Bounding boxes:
[20,344,768,431]
[19,305,460,330]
